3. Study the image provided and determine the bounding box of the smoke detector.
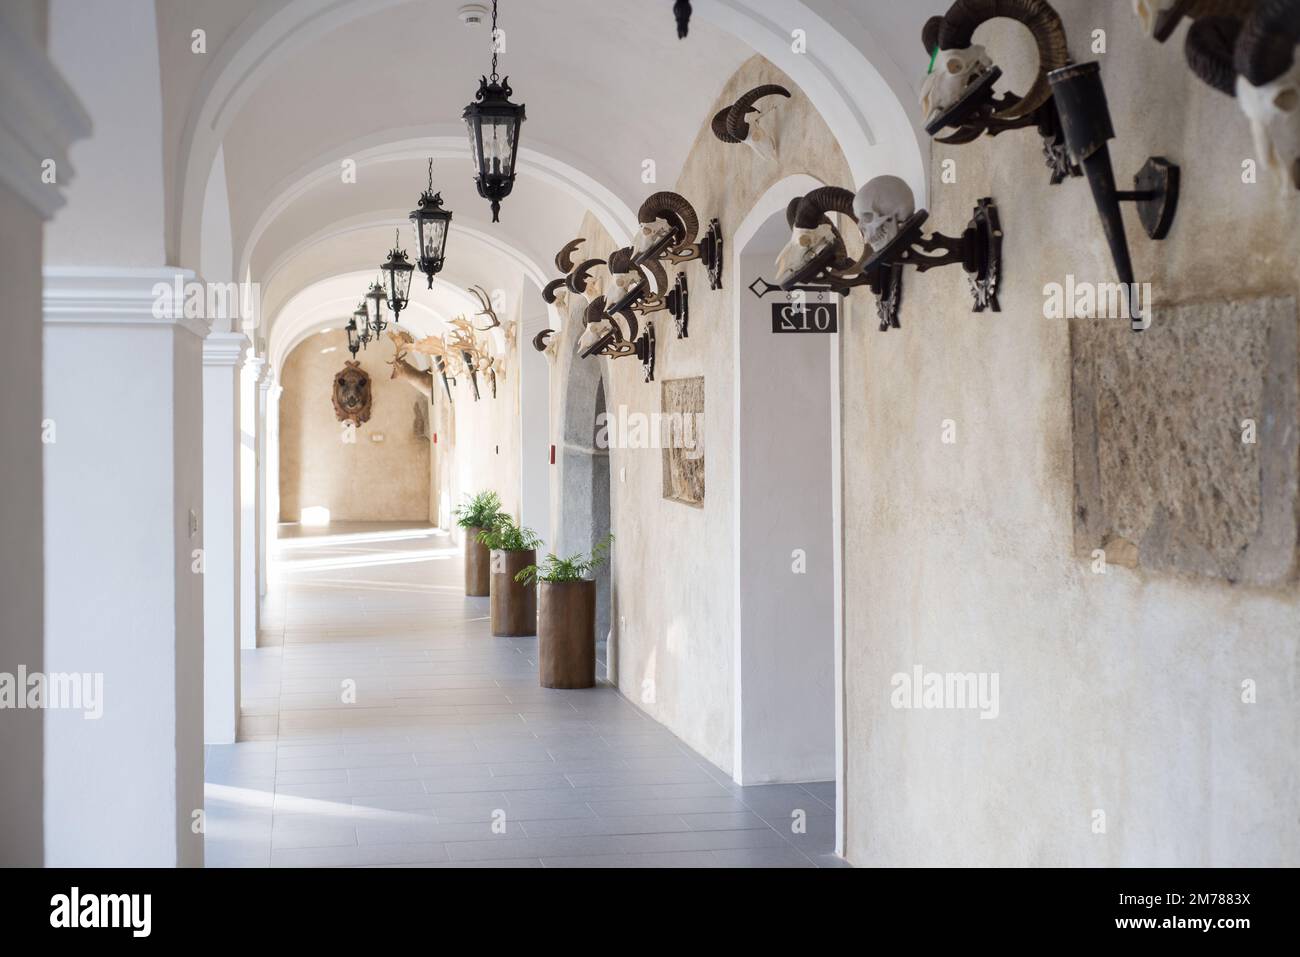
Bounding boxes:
[457,4,490,26]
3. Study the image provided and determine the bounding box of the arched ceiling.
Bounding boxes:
[156,0,936,360]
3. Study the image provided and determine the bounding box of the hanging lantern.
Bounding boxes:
[365,277,388,338]
[462,0,525,223]
[379,230,414,321]
[353,302,372,349]
[411,159,453,288]
[345,317,361,357]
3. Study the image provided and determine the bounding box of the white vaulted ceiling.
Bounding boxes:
[152,0,934,369]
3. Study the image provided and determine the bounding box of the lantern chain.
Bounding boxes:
[489,0,499,82]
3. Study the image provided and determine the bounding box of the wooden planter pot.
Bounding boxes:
[537,580,596,689]
[463,526,490,597]
[490,548,537,637]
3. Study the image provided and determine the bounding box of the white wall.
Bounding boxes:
[735,233,836,784]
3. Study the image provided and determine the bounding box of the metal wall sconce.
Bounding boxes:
[630,192,723,288]
[1048,61,1179,329]
[920,0,1079,184]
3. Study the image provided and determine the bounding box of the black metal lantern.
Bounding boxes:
[345,317,361,357]
[353,302,371,350]
[411,159,452,288]
[462,0,525,223]
[365,277,388,338]
[379,230,414,321]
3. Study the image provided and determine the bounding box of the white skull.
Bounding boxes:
[853,175,916,251]
[551,288,569,313]
[1237,62,1300,193]
[578,317,612,354]
[631,217,675,261]
[744,107,779,162]
[774,223,837,287]
[604,269,640,306]
[1133,0,1178,38]
[919,45,993,124]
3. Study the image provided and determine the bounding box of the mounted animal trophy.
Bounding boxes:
[332,361,373,426]
[469,284,501,331]
[1133,0,1254,41]
[1173,0,1300,193]
[542,237,586,312]
[386,330,435,400]
[631,191,724,289]
[920,0,1079,183]
[532,328,560,362]
[710,84,791,161]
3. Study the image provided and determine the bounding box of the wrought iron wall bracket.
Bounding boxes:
[664,219,724,290]
[746,259,905,332]
[667,273,689,337]
[926,67,1079,185]
[867,199,1002,313]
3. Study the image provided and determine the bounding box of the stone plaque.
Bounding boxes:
[1070,296,1298,585]
[661,376,705,508]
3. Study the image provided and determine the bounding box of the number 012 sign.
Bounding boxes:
[771,300,838,333]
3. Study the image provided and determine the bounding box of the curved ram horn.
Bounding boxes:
[567,258,606,294]
[801,186,857,219]
[531,329,554,353]
[555,238,584,274]
[922,15,944,54]
[542,277,568,304]
[607,246,636,274]
[1185,17,1243,96]
[1234,0,1300,86]
[584,295,609,326]
[938,0,1071,122]
[725,84,792,141]
[1154,0,1255,43]
[636,191,700,246]
[638,257,668,295]
[711,107,743,143]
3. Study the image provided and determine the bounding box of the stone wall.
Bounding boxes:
[841,6,1300,865]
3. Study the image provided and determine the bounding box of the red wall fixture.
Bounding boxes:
[549,444,556,465]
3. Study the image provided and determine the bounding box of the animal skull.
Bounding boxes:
[744,108,779,162]
[632,217,676,261]
[1133,0,1179,38]
[853,175,916,251]
[1237,62,1300,192]
[578,317,612,355]
[920,45,994,124]
[774,223,837,287]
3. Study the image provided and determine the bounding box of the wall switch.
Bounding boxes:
[188,509,199,538]
[620,467,626,483]
[371,433,384,442]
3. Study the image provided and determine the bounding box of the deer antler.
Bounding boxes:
[469,285,500,331]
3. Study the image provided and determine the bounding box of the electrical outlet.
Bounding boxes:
[371,433,385,442]
[619,467,626,483]
[188,509,199,538]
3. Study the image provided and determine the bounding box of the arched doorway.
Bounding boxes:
[732,176,842,798]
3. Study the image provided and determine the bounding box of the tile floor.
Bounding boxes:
[204,523,844,868]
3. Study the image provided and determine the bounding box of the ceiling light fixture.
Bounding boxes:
[462,0,525,223]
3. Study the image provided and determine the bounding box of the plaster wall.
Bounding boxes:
[841,7,1300,866]
[550,56,854,772]
[278,331,430,523]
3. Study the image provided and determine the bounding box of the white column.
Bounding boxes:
[240,356,264,649]
[0,3,91,867]
[43,267,207,867]
[255,365,276,607]
[202,332,248,745]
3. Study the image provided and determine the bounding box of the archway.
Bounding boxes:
[731,175,841,800]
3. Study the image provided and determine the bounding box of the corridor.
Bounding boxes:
[204,524,840,868]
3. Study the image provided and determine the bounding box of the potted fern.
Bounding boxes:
[454,490,503,597]
[478,516,544,637]
[516,535,613,688]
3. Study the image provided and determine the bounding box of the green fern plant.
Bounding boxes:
[454,490,503,529]
[476,515,543,552]
[515,534,614,585]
